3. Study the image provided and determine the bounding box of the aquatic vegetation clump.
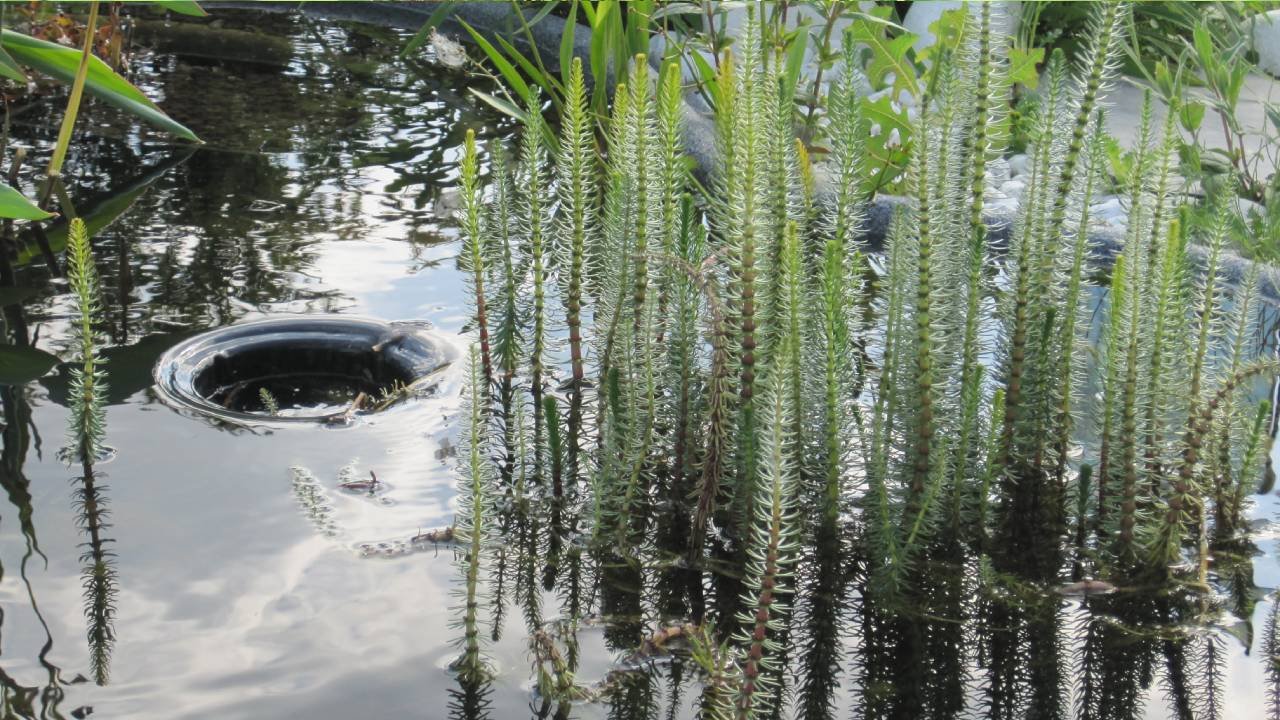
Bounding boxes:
[448,2,1277,716]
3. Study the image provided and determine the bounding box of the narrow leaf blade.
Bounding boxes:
[0,181,53,220]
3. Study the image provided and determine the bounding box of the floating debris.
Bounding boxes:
[428,29,467,69]
[1056,579,1118,597]
[411,525,456,545]
[338,468,381,494]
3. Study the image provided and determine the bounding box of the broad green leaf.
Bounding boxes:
[0,181,52,221]
[525,1,559,28]
[650,2,702,21]
[603,0,627,85]
[589,1,614,110]
[1192,24,1215,73]
[849,14,919,99]
[402,1,457,56]
[1180,100,1206,133]
[861,95,912,192]
[690,50,720,111]
[862,94,912,137]
[918,7,967,69]
[0,30,199,141]
[458,20,531,104]
[625,0,653,59]
[1266,103,1280,134]
[0,345,58,385]
[1008,47,1045,89]
[0,45,27,83]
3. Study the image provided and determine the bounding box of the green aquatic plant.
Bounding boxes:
[452,345,494,682]
[730,367,799,720]
[66,217,107,464]
[450,1,1280,715]
[64,216,116,686]
[258,387,280,416]
[459,129,494,392]
[553,57,596,501]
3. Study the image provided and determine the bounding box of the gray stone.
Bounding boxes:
[986,157,1011,187]
[1091,197,1126,229]
[1252,10,1280,78]
[1008,153,1030,178]
[998,179,1026,198]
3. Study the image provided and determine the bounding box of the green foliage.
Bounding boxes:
[63,216,117,686]
[452,344,495,683]
[0,28,199,141]
[449,2,1279,714]
[0,182,52,221]
[66,217,107,465]
[258,387,279,416]
[849,7,918,100]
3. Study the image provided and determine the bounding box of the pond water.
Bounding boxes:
[1,9,1279,720]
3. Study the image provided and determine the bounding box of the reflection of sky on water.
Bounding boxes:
[1,7,1280,719]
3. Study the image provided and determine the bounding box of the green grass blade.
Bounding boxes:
[458,20,531,104]
[0,44,27,83]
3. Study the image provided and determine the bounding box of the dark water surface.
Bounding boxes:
[0,9,1279,720]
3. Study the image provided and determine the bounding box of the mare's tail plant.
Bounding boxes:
[452,344,494,682]
[66,217,107,466]
[460,129,493,393]
[65,216,116,686]
[447,1,1280,713]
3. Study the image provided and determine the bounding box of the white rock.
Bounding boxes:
[1008,153,1031,178]
[1234,196,1266,220]
[1252,10,1280,78]
[999,179,1026,198]
[1091,197,1126,226]
[986,157,1011,187]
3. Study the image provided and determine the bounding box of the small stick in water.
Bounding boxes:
[339,470,380,494]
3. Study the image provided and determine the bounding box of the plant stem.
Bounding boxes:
[48,0,101,187]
